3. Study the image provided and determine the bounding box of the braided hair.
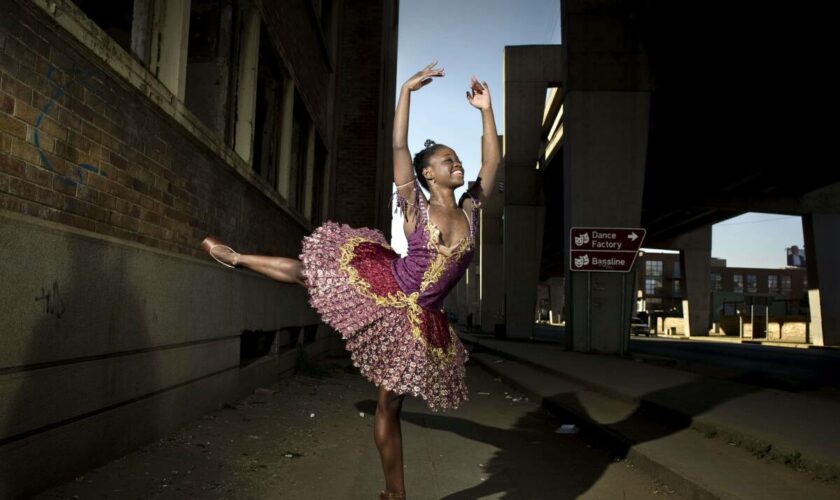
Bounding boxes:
[412,139,448,190]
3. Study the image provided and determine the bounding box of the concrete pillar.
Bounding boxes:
[504,205,545,337]
[559,0,652,353]
[479,208,504,334]
[455,273,468,324]
[803,214,840,346]
[502,45,561,339]
[563,91,650,353]
[466,261,480,329]
[677,226,713,337]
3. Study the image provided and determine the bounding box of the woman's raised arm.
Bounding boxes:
[393,60,445,186]
[465,75,500,204]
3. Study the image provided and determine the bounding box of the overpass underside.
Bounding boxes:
[479,1,840,350]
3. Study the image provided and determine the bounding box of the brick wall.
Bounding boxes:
[333,0,390,229]
[0,0,348,261]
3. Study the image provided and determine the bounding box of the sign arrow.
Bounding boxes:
[628,232,638,241]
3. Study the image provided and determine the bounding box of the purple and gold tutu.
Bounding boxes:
[297,177,480,412]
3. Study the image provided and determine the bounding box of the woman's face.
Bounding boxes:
[423,146,465,188]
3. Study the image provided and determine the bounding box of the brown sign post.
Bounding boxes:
[568,227,647,355]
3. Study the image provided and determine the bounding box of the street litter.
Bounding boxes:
[310,413,315,418]
[555,424,579,434]
[494,359,505,363]
[255,387,277,395]
[477,392,490,395]
[359,412,365,417]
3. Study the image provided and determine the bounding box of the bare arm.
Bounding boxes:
[392,86,414,186]
[465,76,500,205]
[393,60,445,187]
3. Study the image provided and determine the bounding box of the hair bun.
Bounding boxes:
[424,139,436,148]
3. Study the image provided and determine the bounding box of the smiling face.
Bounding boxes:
[422,146,465,189]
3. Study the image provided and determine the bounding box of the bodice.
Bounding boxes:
[390,178,480,311]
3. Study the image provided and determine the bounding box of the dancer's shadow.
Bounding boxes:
[0,224,158,498]
[355,366,758,499]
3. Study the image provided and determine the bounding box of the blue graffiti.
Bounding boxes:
[35,64,107,186]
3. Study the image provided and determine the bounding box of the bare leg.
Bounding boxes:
[237,254,309,287]
[375,385,407,497]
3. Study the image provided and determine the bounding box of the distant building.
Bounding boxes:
[636,251,808,313]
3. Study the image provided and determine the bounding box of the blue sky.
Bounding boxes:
[389,0,804,269]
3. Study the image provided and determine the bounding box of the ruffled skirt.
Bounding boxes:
[298,221,470,412]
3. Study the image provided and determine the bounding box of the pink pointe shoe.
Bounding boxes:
[200,236,241,268]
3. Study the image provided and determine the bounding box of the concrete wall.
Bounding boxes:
[0,211,335,497]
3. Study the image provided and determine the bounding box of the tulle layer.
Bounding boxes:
[298,221,470,412]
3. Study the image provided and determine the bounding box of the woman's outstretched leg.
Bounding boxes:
[375,385,407,497]
[202,237,308,286]
[236,254,308,286]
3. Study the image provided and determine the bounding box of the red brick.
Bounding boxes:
[55,210,96,233]
[10,138,39,164]
[38,149,69,176]
[0,113,26,139]
[1,73,32,102]
[0,91,13,114]
[23,163,52,187]
[0,192,22,211]
[8,175,37,198]
[11,98,38,126]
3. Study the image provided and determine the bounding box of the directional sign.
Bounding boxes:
[569,227,646,273]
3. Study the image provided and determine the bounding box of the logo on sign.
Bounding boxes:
[574,254,590,268]
[574,233,590,247]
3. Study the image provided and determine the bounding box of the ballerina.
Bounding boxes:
[200,59,500,499]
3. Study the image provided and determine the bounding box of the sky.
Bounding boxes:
[389,0,804,269]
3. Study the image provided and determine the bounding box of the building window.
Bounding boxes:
[73,0,135,54]
[645,278,662,295]
[673,261,681,279]
[310,135,328,223]
[733,274,744,293]
[782,275,792,294]
[252,22,286,186]
[289,90,311,212]
[746,274,758,293]
[672,279,681,296]
[646,297,662,307]
[711,272,723,291]
[768,275,779,294]
[185,0,237,138]
[646,260,663,277]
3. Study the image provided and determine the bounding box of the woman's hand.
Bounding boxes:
[466,75,491,110]
[402,60,445,92]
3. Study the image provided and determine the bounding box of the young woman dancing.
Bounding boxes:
[200,59,500,499]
